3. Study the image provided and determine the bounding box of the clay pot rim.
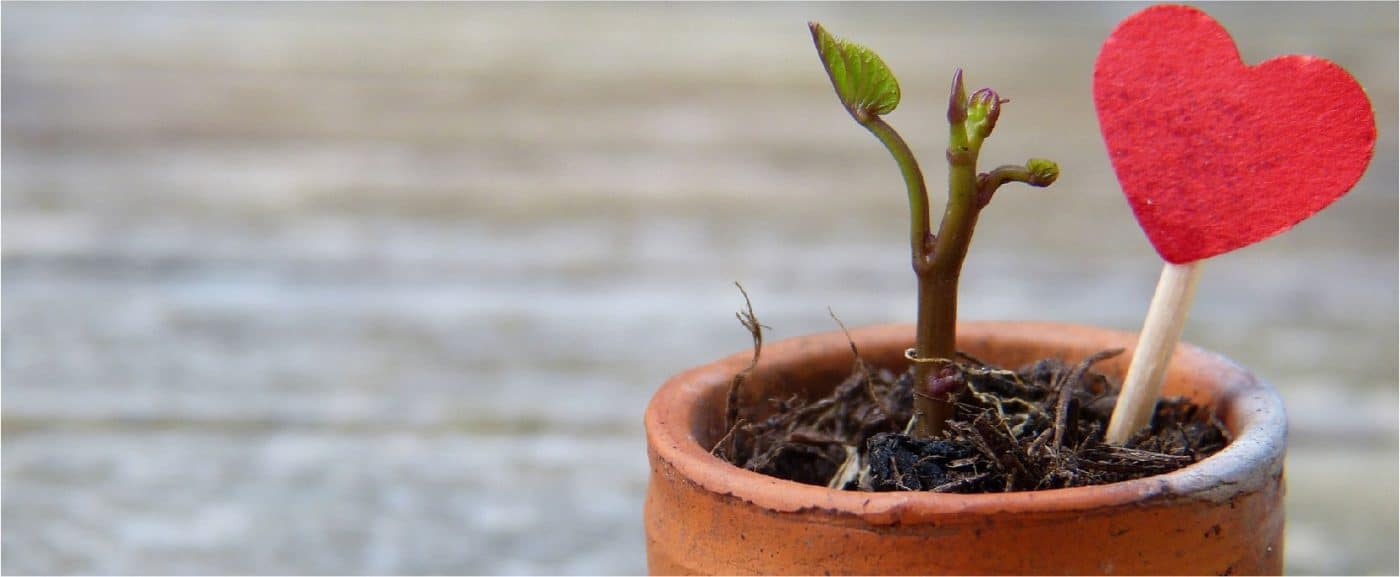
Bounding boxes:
[645,321,1287,524]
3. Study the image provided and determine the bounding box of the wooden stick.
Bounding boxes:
[1105,260,1203,445]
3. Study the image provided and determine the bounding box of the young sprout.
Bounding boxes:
[809,22,1060,438]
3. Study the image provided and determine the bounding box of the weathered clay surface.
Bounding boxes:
[646,322,1286,575]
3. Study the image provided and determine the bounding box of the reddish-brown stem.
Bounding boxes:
[906,70,989,438]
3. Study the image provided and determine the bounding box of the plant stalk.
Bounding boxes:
[909,103,987,437]
[862,114,981,439]
[861,117,930,266]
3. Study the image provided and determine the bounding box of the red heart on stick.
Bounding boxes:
[1094,5,1376,264]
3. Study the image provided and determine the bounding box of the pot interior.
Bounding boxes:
[690,323,1238,454]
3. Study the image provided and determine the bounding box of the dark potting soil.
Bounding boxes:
[711,336,1229,493]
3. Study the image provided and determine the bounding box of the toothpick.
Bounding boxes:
[1105,260,1203,445]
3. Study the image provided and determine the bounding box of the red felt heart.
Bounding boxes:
[1094,5,1376,264]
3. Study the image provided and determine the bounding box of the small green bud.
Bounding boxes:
[1025,158,1059,187]
[965,88,1004,140]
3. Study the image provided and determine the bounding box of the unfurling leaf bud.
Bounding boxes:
[1025,158,1059,187]
[966,88,1003,139]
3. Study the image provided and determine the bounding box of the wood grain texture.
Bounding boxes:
[1107,261,1203,444]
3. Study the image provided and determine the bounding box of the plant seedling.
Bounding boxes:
[809,22,1059,438]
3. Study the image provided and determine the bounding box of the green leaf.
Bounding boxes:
[809,22,900,120]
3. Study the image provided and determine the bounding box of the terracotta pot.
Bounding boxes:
[644,321,1286,575]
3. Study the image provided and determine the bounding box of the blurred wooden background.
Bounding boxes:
[3,3,1396,574]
